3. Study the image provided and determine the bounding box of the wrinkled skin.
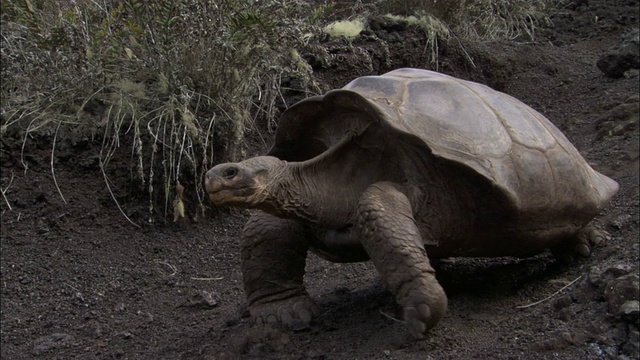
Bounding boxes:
[356,182,447,337]
[205,144,452,338]
[240,212,318,328]
[233,182,448,338]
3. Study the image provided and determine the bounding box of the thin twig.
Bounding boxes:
[51,120,67,204]
[453,32,476,69]
[1,171,15,210]
[64,282,80,291]
[379,310,404,323]
[191,277,224,281]
[155,260,177,276]
[99,163,140,228]
[516,275,582,309]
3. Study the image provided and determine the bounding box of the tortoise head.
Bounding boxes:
[204,156,286,208]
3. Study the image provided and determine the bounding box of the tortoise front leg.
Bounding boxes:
[356,182,448,339]
[241,211,318,326]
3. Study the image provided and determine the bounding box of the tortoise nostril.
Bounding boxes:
[223,167,238,179]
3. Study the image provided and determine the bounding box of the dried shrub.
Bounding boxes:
[376,0,552,41]
[1,0,323,220]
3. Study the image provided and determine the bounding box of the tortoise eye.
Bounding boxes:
[223,167,238,179]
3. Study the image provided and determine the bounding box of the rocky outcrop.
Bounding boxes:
[597,28,640,78]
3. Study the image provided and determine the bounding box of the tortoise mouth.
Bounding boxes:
[205,181,235,203]
[205,187,231,205]
[205,163,251,205]
[205,180,259,206]
[204,156,284,208]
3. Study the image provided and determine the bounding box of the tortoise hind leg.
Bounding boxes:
[242,211,318,327]
[550,226,610,263]
[356,182,447,339]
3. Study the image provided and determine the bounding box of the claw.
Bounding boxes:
[401,288,445,339]
[279,307,294,325]
[249,295,318,329]
[293,301,314,323]
[552,226,609,263]
[575,243,591,257]
[404,307,428,339]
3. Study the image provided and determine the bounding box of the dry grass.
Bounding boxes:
[321,0,552,67]
[1,0,323,220]
[375,0,552,42]
[0,0,554,221]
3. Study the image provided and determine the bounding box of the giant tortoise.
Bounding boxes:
[204,68,619,339]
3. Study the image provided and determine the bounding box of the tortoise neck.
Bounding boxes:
[265,137,380,228]
[260,161,320,222]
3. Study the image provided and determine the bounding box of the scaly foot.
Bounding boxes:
[250,295,319,329]
[551,226,610,263]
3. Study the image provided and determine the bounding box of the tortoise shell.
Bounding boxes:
[269,68,618,228]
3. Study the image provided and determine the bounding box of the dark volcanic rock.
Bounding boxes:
[597,28,640,78]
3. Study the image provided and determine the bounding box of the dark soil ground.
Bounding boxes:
[1,1,639,359]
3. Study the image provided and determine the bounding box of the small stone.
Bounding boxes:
[32,333,75,355]
[182,290,219,309]
[620,300,639,316]
[562,331,588,345]
[605,274,640,314]
[624,68,640,78]
[558,308,573,322]
[588,266,603,286]
[554,295,573,310]
[603,264,634,278]
[590,264,634,288]
[588,342,604,357]
[612,214,634,229]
